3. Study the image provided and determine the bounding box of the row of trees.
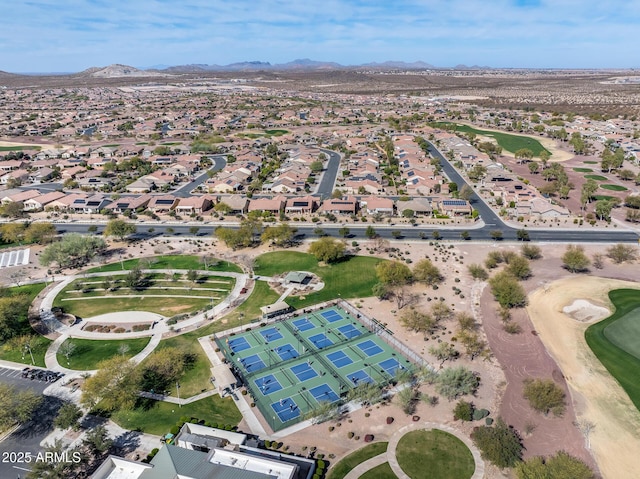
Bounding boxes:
[0,221,57,245]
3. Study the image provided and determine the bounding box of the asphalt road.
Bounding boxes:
[173,155,227,197]
[0,367,64,479]
[314,149,342,199]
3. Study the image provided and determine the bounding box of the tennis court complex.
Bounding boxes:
[216,304,416,431]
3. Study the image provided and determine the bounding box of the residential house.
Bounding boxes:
[175,196,213,215]
[285,196,316,215]
[318,196,358,215]
[361,197,394,215]
[248,196,286,215]
[23,191,66,211]
[1,189,41,205]
[435,199,472,216]
[147,195,179,213]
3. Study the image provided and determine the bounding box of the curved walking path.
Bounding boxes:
[39,269,248,374]
[343,422,485,479]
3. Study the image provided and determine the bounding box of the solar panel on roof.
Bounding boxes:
[442,200,467,206]
[157,199,174,205]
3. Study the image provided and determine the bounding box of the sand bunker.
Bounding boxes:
[562,299,610,322]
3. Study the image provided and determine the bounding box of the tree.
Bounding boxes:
[308,237,345,263]
[569,132,587,154]
[489,271,528,308]
[365,225,378,239]
[189,226,200,236]
[506,255,532,280]
[515,148,534,163]
[460,230,470,240]
[304,401,339,424]
[471,418,523,468]
[490,230,503,241]
[24,222,58,244]
[215,226,252,250]
[59,341,77,366]
[310,160,323,172]
[412,259,443,286]
[595,199,614,221]
[435,366,479,400]
[429,342,458,368]
[523,378,566,416]
[581,179,598,205]
[458,184,474,201]
[54,402,83,430]
[606,243,638,264]
[0,294,31,341]
[261,223,297,247]
[347,382,383,406]
[515,451,595,479]
[27,440,83,479]
[458,330,487,360]
[516,229,530,241]
[338,226,350,238]
[186,269,199,284]
[0,200,25,218]
[81,355,139,411]
[0,383,42,430]
[0,222,26,243]
[376,260,412,286]
[528,161,540,174]
[40,234,107,269]
[124,266,145,290]
[84,424,113,455]
[103,219,136,241]
[431,230,441,240]
[521,244,542,260]
[397,387,420,415]
[562,244,590,273]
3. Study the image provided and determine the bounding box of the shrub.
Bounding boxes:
[386,417,394,424]
[453,400,474,421]
[364,434,374,443]
[347,432,355,439]
[473,408,490,421]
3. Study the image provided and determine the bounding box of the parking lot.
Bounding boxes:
[0,366,58,395]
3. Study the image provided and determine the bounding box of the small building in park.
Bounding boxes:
[284,271,311,285]
[260,301,292,319]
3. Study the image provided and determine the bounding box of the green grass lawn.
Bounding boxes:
[359,462,396,479]
[592,195,616,201]
[0,145,41,151]
[264,129,289,136]
[87,255,242,274]
[573,167,593,172]
[586,289,640,411]
[57,337,150,370]
[150,334,214,397]
[53,274,234,318]
[0,283,50,367]
[430,122,550,157]
[109,395,242,436]
[396,429,474,479]
[583,160,598,164]
[254,252,383,308]
[603,307,640,360]
[600,184,628,191]
[584,174,608,181]
[327,442,389,479]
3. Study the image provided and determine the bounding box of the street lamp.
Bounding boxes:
[24,343,35,365]
[176,382,181,408]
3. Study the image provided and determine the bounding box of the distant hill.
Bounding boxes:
[78,64,172,78]
[360,61,436,69]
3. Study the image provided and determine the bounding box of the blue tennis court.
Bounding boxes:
[228,337,251,352]
[271,397,300,422]
[260,327,283,342]
[326,350,353,368]
[348,369,374,385]
[309,384,340,403]
[239,354,267,373]
[337,324,362,340]
[292,318,315,332]
[320,310,343,323]
[290,362,318,382]
[274,344,299,361]
[254,375,283,395]
[356,339,384,357]
[308,333,334,349]
[379,358,402,376]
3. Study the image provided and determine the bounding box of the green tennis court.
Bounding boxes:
[216,305,416,431]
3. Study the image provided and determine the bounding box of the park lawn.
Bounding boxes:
[603,306,640,360]
[396,429,474,479]
[223,280,280,324]
[57,337,150,370]
[327,442,389,479]
[54,296,212,318]
[359,462,396,479]
[573,167,593,172]
[584,174,608,181]
[586,289,640,411]
[151,335,214,398]
[109,395,241,436]
[254,252,383,308]
[0,283,50,367]
[583,160,598,164]
[430,122,550,157]
[600,184,628,191]
[592,195,616,201]
[87,255,242,274]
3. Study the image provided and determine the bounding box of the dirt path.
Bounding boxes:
[527,276,640,479]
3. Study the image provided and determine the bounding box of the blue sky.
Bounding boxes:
[2,0,639,72]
